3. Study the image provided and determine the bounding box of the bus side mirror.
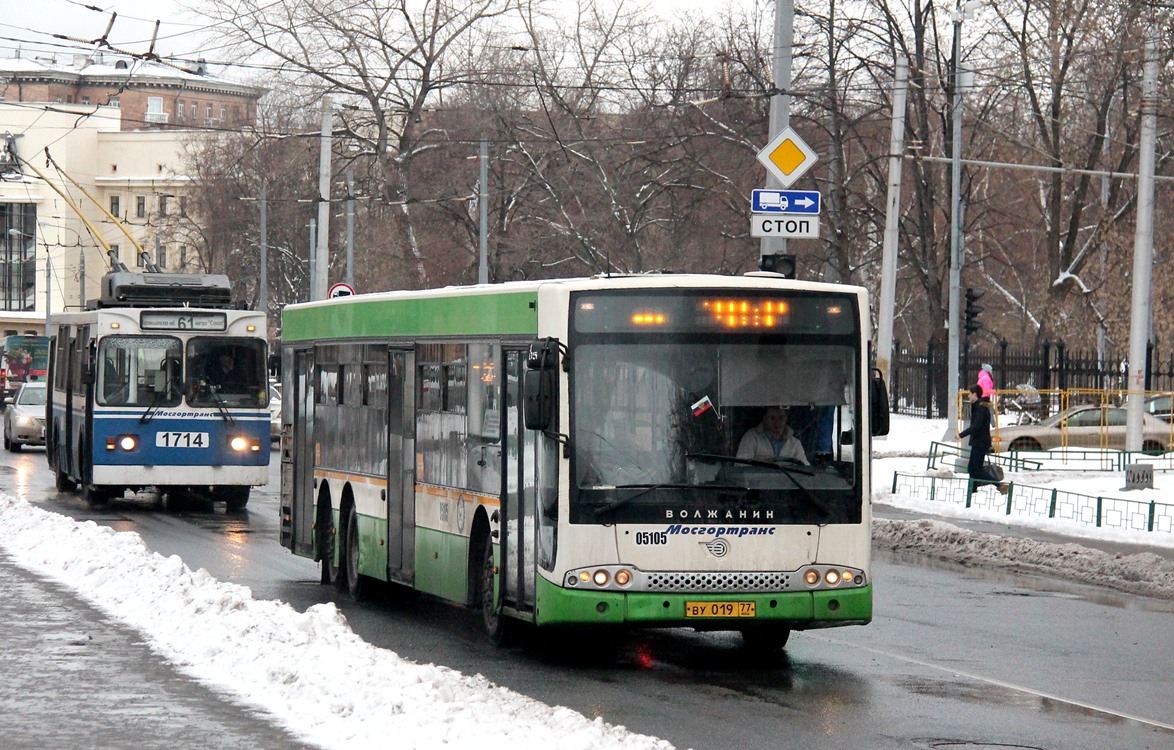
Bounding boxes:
[870,368,890,436]
[523,339,559,431]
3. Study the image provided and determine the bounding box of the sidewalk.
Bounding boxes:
[0,555,312,750]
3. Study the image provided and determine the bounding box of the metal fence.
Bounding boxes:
[890,341,1174,418]
[890,471,1174,535]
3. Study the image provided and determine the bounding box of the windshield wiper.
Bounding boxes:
[686,452,815,476]
[592,483,694,517]
[685,453,828,518]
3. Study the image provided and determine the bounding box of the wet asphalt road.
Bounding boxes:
[2,445,1174,749]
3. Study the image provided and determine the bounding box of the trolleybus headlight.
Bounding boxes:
[578,571,591,583]
[804,569,820,586]
[229,436,249,452]
[593,569,609,586]
[824,570,841,586]
[119,435,137,451]
[614,569,631,586]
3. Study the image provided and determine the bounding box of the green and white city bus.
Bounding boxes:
[279,273,889,649]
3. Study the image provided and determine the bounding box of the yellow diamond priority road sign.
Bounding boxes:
[756,127,818,188]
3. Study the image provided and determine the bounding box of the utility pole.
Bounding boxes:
[1126,34,1158,451]
[345,172,354,289]
[876,57,909,388]
[946,3,966,438]
[313,97,332,300]
[79,246,86,309]
[308,218,317,302]
[759,0,794,262]
[478,139,488,284]
[259,184,268,317]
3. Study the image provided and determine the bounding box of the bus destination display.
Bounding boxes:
[140,311,228,332]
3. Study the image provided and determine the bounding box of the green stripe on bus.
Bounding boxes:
[533,577,872,627]
[282,292,539,341]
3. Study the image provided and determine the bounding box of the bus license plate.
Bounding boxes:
[684,601,756,618]
[156,432,210,448]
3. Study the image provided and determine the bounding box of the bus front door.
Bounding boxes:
[287,349,315,555]
[503,349,537,618]
[386,348,416,583]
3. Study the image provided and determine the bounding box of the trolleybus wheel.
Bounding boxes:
[55,465,76,493]
[216,486,250,512]
[740,627,791,652]
[477,534,512,646]
[83,485,109,508]
[344,505,364,600]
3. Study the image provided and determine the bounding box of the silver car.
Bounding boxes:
[4,381,46,451]
[993,404,1172,454]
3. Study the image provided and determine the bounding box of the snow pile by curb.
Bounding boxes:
[0,493,673,750]
[873,517,1174,600]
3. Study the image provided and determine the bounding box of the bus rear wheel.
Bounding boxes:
[318,505,338,586]
[343,505,364,600]
[214,486,250,512]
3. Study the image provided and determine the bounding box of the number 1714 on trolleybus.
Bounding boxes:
[279,273,889,650]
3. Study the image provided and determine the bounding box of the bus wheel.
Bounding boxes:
[318,505,338,586]
[343,505,363,600]
[477,535,511,646]
[740,627,791,652]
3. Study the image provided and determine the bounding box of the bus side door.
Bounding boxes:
[386,348,415,583]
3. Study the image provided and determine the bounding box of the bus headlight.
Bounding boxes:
[229,436,249,452]
[118,435,137,451]
[804,569,820,586]
[824,569,841,586]
[592,569,609,586]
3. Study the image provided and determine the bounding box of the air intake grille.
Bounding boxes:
[645,571,792,593]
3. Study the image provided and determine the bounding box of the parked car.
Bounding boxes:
[3,381,46,451]
[993,404,1172,454]
[1145,394,1174,423]
[269,383,282,444]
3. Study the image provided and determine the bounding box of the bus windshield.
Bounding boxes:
[571,299,862,526]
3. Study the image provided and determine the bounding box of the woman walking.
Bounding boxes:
[957,384,1008,496]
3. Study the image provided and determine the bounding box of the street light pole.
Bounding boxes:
[945,3,966,438]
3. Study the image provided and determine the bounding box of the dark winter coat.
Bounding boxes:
[959,398,993,449]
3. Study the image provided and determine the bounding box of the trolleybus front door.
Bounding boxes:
[386,348,415,583]
[502,349,537,616]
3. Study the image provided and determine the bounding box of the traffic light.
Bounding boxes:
[964,287,985,335]
[759,253,797,278]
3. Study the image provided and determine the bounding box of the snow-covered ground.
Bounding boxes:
[0,414,1172,749]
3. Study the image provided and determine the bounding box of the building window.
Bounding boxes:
[159,195,168,216]
[135,196,146,219]
[176,98,184,119]
[158,244,168,269]
[179,196,189,217]
[180,245,187,267]
[81,96,90,105]
[145,96,167,124]
[108,97,119,108]
[206,103,213,119]
[220,105,227,121]
[109,196,120,217]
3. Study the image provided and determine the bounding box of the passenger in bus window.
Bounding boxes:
[736,406,809,465]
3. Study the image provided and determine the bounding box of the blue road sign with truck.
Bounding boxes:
[752,189,821,214]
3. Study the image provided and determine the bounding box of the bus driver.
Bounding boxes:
[736,406,809,465]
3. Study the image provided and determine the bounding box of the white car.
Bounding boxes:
[269,383,282,443]
[4,381,46,451]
